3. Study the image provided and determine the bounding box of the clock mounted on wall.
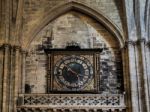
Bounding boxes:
[44,45,102,93]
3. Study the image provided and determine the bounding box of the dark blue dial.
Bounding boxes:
[62,62,84,83]
[54,55,93,90]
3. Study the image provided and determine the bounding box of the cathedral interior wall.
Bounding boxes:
[0,0,150,112]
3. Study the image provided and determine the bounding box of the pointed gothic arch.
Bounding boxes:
[23,1,125,49]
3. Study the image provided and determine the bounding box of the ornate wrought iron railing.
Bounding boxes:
[17,94,126,112]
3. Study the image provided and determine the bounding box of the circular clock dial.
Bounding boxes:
[54,55,93,90]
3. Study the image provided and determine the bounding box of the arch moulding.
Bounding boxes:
[23,1,125,50]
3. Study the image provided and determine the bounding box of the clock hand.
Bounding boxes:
[64,64,78,76]
[67,66,83,78]
[63,64,83,87]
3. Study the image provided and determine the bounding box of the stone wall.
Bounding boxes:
[22,0,124,43]
[0,0,150,112]
[25,12,123,94]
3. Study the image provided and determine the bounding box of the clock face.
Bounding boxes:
[54,55,93,90]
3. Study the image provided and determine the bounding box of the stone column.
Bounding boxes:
[145,41,150,111]
[127,41,140,112]
[0,46,4,112]
[21,51,27,93]
[13,46,20,112]
[2,44,9,112]
[140,40,150,112]
[134,40,144,112]
[121,45,132,112]
[8,47,14,112]
[147,42,150,94]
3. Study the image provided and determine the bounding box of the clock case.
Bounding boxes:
[44,46,102,94]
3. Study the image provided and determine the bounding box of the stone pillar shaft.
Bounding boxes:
[141,42,150,112]
[8,48,14,112]
[0,48,2,112]
[134,43,143,112]
[2,44,9,112]
[128,40,150,112]
[128,42,140,112]
[140,41,150,112]
[146,46,150,96]
[21,51,26,93]
[13,46,20,111]
[132,40,150,112]
[5,0,10,42]
[121,47,131,112]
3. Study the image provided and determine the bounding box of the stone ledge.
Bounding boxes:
[17,94,126,109]
[17,106,126,111]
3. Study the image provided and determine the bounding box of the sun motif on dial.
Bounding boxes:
[54,55,93,90]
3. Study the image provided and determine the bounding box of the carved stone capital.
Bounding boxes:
[21,50,28,56]
[14,45,21,51]
[0,44,11,51]
[121,42,128,50]
[146,41,150,48]
[125,39,146,47]
[125,40,136,46]
[3,44,10,48]
[135,39,146,45]
[138,38,145,43]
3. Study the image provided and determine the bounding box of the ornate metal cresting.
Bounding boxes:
[17,94,126,112]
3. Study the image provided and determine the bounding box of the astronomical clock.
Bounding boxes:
[44,44,102,93]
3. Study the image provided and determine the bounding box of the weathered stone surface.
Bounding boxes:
[0,0,150,112]
[0,48,3,112]
[22,0,124,44]
[25,12,122,94]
